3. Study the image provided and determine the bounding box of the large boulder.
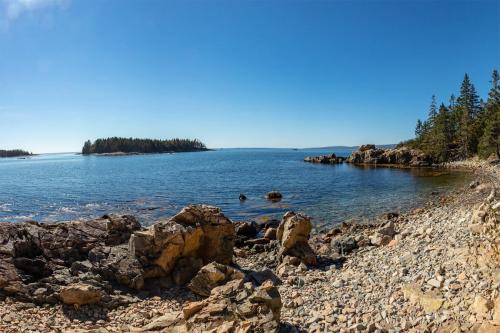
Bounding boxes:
[59,283,102,306]
[128,205,235,284]
[277,212,317,266]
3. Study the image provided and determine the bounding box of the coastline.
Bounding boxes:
[0,161,498,332]
[81,149,212,157]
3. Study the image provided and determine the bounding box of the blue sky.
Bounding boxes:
[0,0,499,153]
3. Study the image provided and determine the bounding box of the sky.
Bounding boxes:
[0,0,499,153]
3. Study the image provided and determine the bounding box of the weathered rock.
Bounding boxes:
[59,283,102,306]
[346,145,432,166]
[135,312,186,332]
[264,227,277,240]
[187,262,244,297]
[277,212,317,266]
[88,245,145,289]
[304,154,345,164]
[0,215,141,301]
[129,205,235,282]
[369,221,397,246]
[493,295,500,325]
[330,237,358,255]
[235,221,259,247]
[471,295,492,314]
[184,278,282,332]
[403,284,444,314]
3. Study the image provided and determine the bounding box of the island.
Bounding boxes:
[0,149,32,158]
[81,137,209,155]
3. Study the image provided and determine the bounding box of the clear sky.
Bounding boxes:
[0,0,499,153]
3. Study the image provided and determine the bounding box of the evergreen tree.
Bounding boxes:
[428,95,437,124]
[415,119,423,138]
[478,70,500,158]
[430,104,452,162]
[456,73,481,157]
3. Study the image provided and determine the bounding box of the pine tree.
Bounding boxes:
[428,95,437,124]
[415,119,423,138]
[478,69,500,158]
[431,104,452,162]
[456,73,481,157]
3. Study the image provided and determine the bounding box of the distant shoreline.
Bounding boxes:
[0,149,34,158]
[81,149,212,157]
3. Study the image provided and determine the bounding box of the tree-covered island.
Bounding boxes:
[81,137,208,155]
[0,149,32,158]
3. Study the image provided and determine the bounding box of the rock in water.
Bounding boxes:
[277,212,317,266]
[304,153,345,164]
[266,191,283,201]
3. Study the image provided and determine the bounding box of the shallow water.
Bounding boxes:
[0,149,470,227]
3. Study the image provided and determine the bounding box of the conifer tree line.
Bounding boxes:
[400,70,500,162]
[81,137,207,154]
[0,149,32,158]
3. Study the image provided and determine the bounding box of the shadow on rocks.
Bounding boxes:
[280,322,307,333]
[61,304,110,323]
[311,255,346,271]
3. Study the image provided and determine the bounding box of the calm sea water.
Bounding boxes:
[0,149,470,227]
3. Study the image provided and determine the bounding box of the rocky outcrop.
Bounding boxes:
[346,145,433,166]
[0,214,141,303]
[129,205,235,283]
[277,212,317,266]
[0,205,236,307]
[304,153,345,164]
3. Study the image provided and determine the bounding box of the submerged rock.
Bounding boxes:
[266,191,283,201]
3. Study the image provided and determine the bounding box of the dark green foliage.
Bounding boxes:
[409,70,499,161]
[0,149,31,158]
[81,137,207,155]
[478,70,500,158]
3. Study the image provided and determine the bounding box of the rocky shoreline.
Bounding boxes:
[304,145,433,167]
[0,161,498,332]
